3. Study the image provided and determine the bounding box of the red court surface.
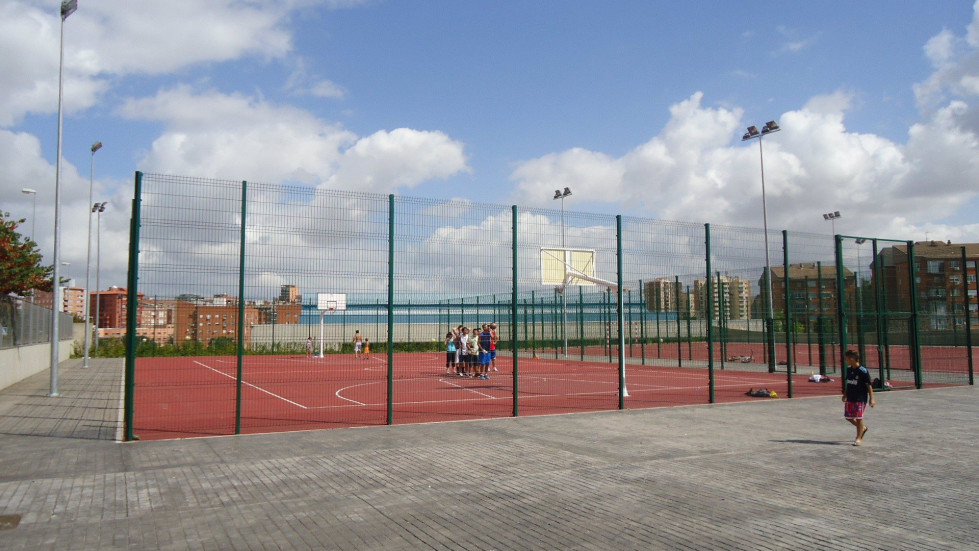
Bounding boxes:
[131,349,941,441]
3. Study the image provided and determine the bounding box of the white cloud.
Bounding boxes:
[285,58,347,99]
[773,26,820,55]
[326,128,470,192]
[510,87,979,242]
[968,0,979,47]
[119,86,469,192]
[0,0,297,127]
[924,29,958,68]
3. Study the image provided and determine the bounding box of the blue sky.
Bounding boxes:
[3,0,979,291]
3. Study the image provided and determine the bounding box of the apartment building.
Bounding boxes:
[876,241,979,329]
[768,263,854,329]
[692,276,751,321]
[643,278,686,313]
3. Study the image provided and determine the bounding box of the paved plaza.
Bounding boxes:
[0,357,976,550]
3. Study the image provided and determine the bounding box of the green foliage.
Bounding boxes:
[208,336,238,355]
[0,211,53,296]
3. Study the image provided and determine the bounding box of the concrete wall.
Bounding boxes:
[248,319,771,350]
[0,323,81,392]
[0,340,73,392]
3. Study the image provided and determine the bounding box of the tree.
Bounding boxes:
[0,211,53,296]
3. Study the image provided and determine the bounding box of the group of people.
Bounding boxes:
[445,323,498,379]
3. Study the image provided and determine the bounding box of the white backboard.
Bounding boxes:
[316,293,347,311]
[541,248,596,286]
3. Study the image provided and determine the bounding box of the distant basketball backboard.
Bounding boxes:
[540,248,618,291]
[317,293,347,312]
[541,248,596,286]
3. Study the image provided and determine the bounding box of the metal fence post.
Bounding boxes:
[907,241,923,389]
[234,181,247,434]
[512,205,519,416]
[616,215,626,408]
[783,230,793,398]
[705,224,714,403]
[387,194,394,424]
[123,171,143,441]
[675,276,682,368]
[835,235,848,385]
[963,249,974,386]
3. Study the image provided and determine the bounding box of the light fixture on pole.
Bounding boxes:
[49,0,77,397]
[83,141,102,369]
[21,188,37,242]
[742,120,781,373]
[553,187,572,357]
[93,202,107,351]
[823,211,842,237]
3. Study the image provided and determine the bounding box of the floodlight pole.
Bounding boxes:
[742,121,780,373]
[49,0,77,396]
[93,202,107,350]
[553,187,572,357]
[83,142,102,368]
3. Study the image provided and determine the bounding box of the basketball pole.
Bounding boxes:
[616,215,629,400]
[318,311,325,358]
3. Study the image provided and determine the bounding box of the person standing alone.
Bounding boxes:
[352,330,364,359]
[843,349,876,446]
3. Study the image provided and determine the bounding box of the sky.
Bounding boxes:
[3,0,979,293]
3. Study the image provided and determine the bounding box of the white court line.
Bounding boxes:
[438,378,497,399]
[193,360,308,410]
[335,382,369,406]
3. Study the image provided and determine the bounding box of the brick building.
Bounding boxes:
[768,263,854,330]
[876,241,979,330]
[91,287,141,331]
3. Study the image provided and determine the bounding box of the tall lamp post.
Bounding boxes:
[553,187,572,357]
[21,188,37,242]
[49,0,77,397]
[742,120,781,372]
[93,202,107,351]
[83,141,102,368]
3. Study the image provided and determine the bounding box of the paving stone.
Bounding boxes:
[0,358,976,549]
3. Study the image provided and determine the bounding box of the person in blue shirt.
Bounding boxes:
[444,331,457,375]
[843,349,877,446]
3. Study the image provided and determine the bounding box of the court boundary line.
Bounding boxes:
[193,360,309,410]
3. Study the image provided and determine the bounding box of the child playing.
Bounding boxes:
[444,331,457,374]
[843,349,876,446]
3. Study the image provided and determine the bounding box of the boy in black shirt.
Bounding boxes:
[843,350,876,446]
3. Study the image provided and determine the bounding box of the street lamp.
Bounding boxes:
[823,211,842,238]
[93,202,107,351]
[742,120,781,372]
[553,187,572,357]
[49,0,77,397]
[21,188,37,241]
[83,141,102,369]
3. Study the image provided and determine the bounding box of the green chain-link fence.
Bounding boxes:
[122,173,975,440]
